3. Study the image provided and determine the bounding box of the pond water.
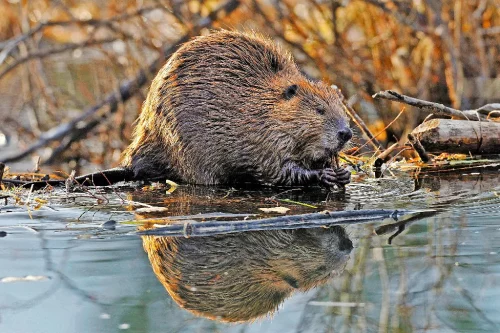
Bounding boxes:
[1,168,500,333]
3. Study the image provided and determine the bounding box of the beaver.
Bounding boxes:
[1,30,352,189]
[141,225,353,322]
[121,30,352,187]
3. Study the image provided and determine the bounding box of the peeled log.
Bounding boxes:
[411,119,500,154]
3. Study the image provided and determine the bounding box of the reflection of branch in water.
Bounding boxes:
[375,210,438,244]
[137,209,431,237]
[0,274,61,312]
[388,214,498,331]
[431,215,499,331]
[38,232,108,306]
[438,277,499,331]
[1,230,108,313]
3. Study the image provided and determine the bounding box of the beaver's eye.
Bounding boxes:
[284,84,298,100]
[282,275,299,288]
[316,107,325,115]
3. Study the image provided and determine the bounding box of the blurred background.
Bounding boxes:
[0,0,499,174]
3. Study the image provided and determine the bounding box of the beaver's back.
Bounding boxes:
[122,31,298,184]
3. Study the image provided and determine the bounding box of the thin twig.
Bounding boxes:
[0,5,162,65]
[357,106,406,153]
[342,97,382,152]
[0,37,119,81]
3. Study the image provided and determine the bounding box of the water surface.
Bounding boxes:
[1,169,500,333]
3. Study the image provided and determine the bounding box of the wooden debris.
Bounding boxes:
[375,142,399,162]
[137,209,432,237]
[259,207,290,214]
[0,162,4,186]
[411,119,500,154]
[407,134,431,163]
[135,207,169,213]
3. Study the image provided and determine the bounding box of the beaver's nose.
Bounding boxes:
[337,127,352,143]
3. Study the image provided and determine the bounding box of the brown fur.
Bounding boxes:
[122,30,352,186]
[141,226,353,322]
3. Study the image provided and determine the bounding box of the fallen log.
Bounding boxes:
[410,119,500,154]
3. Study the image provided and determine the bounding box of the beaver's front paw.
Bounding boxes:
[319,168,351,188]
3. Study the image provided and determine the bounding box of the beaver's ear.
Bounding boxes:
[284,84,298,100]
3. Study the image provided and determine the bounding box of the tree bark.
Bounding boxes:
[410,119,500,154]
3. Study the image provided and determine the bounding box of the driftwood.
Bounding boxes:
[411,119,500,154]
[136,209,432,237]
[373,90,500,156]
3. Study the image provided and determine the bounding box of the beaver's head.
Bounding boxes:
[271,67,352,170]
[142,226,353,322]
[200,31,353,170]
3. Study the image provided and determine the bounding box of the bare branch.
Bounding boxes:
[1,0,241,165]
[136,209,430,237]
[0,5,163,65]
[363,0,431,35]
[0,37,118,80]
[372,90,489,121]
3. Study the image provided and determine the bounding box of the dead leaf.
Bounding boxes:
[259,206,290,214]
[135,207,168,213]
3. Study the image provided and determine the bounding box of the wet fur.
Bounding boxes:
[122,30,351,186]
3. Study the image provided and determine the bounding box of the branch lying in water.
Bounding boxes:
[0,0,242,165]
[136,209,435,237]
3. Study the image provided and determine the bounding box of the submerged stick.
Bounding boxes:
[137,209,433,238]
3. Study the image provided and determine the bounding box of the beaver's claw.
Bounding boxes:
[319,167,351,187]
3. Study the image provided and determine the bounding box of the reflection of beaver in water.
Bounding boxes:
[142,226,353,322]
[122,30,352,187]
